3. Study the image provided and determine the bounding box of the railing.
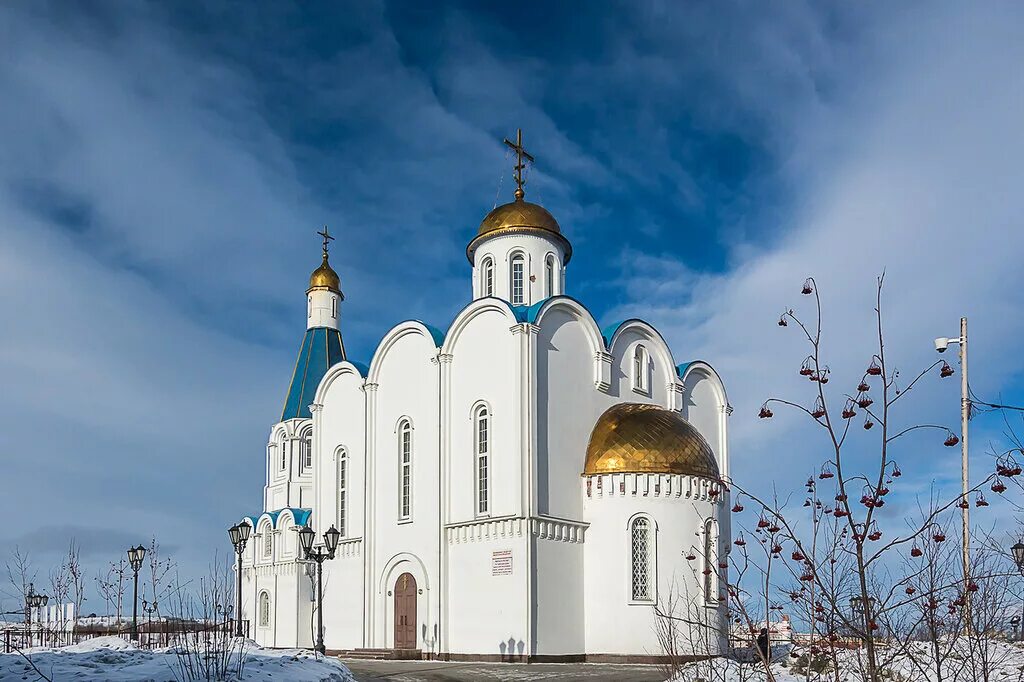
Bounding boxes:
[2,619,250,654]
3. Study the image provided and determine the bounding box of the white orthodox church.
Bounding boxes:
[236,133,732,662]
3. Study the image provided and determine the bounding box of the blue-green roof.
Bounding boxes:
[281,327,346,420]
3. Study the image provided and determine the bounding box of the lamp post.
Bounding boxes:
[228,523,252,637]
[1011,540,1024,640]
[299,524,341,655]
[127,545,146,642]
[25,583,48,647]
[935,318,970,617]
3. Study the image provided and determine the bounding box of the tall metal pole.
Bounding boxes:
[235,549,244,637]
[315,553,325,655]
[131,567,139,641]
[960,316,971,624]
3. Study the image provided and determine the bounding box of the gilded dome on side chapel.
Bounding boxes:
[308,255,342,296]
[583,403,719,478]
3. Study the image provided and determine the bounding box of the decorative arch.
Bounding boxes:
[606,319,678,401]
[508,249,527,305]
[544,252,557,297]
[703,517,720,605]
[530,296,605,359]
[312,361,367,406]
[336,446,349,536]
[678,360,730,478]
[377,551,431,594]
[480,256,495,297]
[626,512,657,603]
[440,298,519,357]
[298,425,313,473]
[258,590,271,627]
[258,519,274,561]
[473,402,491,516]
[397,417,413,521]
[366,321,443,386]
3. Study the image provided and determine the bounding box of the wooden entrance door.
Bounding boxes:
[393,572,417,649]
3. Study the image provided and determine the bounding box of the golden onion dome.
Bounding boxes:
[308,255,342,296]
[466,197,572,264]
[583,403,719,478]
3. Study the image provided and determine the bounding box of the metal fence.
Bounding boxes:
[2,619,250,654]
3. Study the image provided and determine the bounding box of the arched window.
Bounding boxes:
[300,428,313,472]
[262,526,273,560]
[704,519,719,604]
[630,517,653,602]
[633,345,650,393]
[545,254,555,297]
[331,296,337,319]
[482,257,494,297]
[510,253,525,305]
[258,591,271,627]
[337,448,348,537]
[474,405,490,515]
[398,420,412,520]
[278,435,286,472]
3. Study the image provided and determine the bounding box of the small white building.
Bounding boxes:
[236,141,732,662]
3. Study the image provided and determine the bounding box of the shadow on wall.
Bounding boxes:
[499,637,526,662]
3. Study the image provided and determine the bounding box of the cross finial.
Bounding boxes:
[503,128,534,201]
[317,225,334,259]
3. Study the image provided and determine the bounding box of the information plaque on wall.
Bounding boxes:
[491,549,513,576]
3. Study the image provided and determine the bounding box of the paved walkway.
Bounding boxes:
[341,659,669,682]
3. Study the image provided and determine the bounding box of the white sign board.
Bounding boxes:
[491,549,513,576]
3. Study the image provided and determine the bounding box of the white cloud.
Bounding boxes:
[611,3,1024,511]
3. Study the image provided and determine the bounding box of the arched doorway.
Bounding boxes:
[393,572,417,649]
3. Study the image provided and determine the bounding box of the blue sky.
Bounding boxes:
[2,1,1024,610]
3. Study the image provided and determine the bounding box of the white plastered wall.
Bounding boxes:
[368,324,441,650]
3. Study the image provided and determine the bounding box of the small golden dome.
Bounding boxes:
[466,198,572,264]
[583,403,719,478]
[308,255,342,295]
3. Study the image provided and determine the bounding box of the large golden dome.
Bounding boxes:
[308,255,342,295]
[583,403,719,478]
[466,197,573,264]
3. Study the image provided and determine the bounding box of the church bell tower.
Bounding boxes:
[467,129,572,306]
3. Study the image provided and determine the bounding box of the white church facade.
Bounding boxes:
[236,134,732,662]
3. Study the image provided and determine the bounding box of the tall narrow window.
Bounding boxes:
[631,517,653,601]
[300,429,313,472]
[399,420,412,520]
[258,592,271,627]
[338,449,348,537]
[475,405,490,515]
[263,528,273,559]
[545,255,555,297]
[331,296,337,319]
[704,519,719,603]
[482,257,494,297]
[510,253,525,305]
[279,437,287,471]
[633,345,649,393]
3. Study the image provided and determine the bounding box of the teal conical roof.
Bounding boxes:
[281,327,346,421]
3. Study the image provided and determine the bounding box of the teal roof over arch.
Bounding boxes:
[242,507,312,530]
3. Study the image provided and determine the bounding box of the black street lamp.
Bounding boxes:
[228,523,252,637]
[299,524,341,655]
[1011,541,1024,640]
[127,545,146,641]
[25,583,48,646]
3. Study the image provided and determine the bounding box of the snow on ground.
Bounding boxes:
[673,640,1024,681]
[0,636,354,681]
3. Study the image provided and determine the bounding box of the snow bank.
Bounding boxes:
[0,637,354,681]
[672,640,1024,681]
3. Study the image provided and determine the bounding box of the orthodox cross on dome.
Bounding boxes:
[317,225,334,259]
[503,128,534,201]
